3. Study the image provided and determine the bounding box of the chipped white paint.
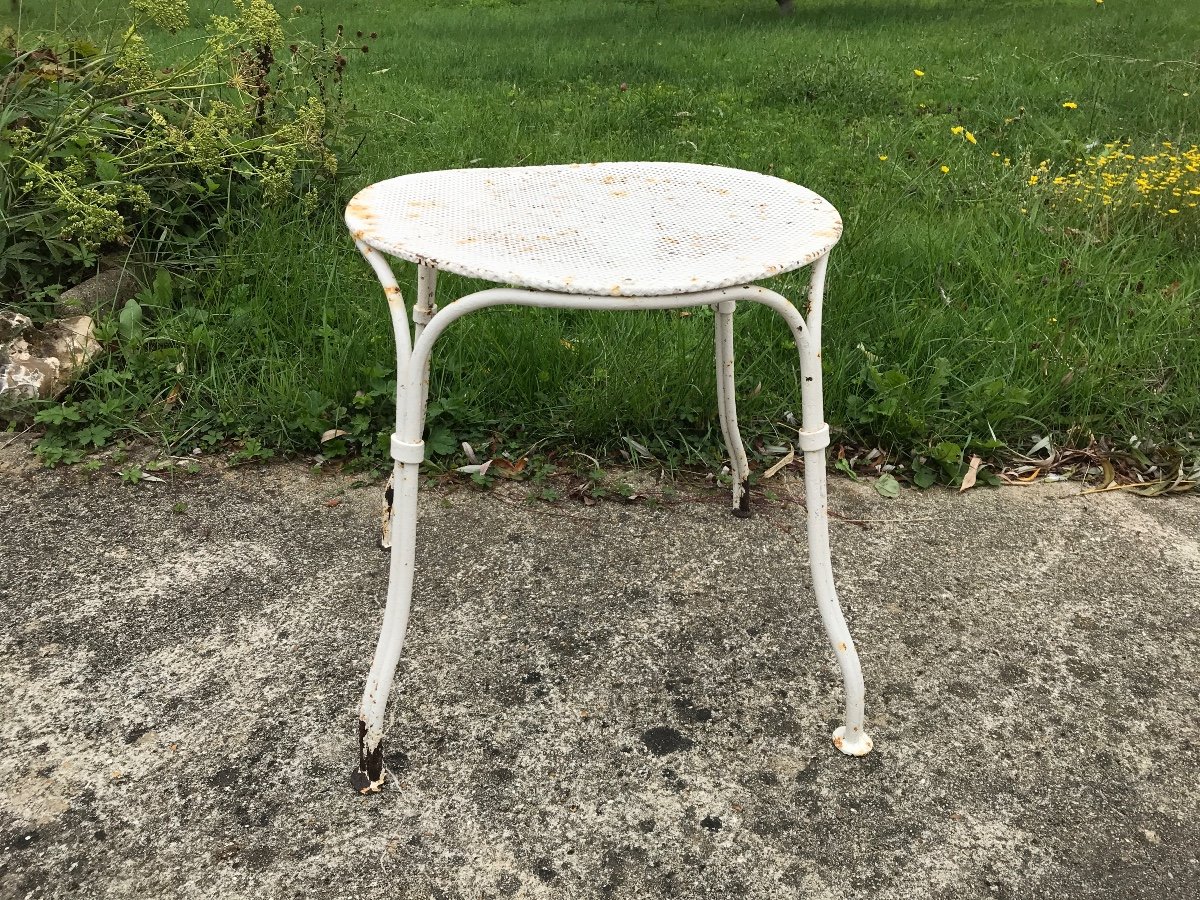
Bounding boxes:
[347,165,870,791]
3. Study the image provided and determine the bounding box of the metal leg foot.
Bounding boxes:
[832,725,874,756]
[350,719,388,793]
[732,479,752,518]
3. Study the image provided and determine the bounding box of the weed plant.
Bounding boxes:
[4,0,1198,480]
[0,0,360,309]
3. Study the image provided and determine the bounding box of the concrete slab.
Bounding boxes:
[1,452,1197,899]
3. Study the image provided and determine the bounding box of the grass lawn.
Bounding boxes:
[5,0,1199,473]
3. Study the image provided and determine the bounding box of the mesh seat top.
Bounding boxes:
[345,162,841,297]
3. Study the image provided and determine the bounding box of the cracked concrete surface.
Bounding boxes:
[1,444,1197,899]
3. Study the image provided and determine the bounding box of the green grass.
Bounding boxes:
[6,0,1200,469]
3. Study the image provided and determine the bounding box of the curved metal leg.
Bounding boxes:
[714,299,752,518]
[377,266,437,554]
[791,256,872,756]
[351,241,425,792]
[710,266,875,756]
[352,437,425,792]
[413,264,438,425]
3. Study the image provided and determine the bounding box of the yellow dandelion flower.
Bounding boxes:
[879,154,889,161]
[992,151,1001,157]
[941,165,950,173]
[1029,175,1039,185]
[914,69,925,77]
[1168,208,1180,214]
[1062,101,1078,110]
[966,131,977,145]
[951,125,964,135]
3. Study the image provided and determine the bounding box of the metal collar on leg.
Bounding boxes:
[390,435,426,464]
[797,422,830,452]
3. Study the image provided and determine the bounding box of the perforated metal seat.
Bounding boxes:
[344,162,873,794]
[345,162,842,296]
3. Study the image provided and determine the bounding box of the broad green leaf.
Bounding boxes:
[875,473,901,499]
[118,298,143,341]
[92,152,119,181]
[834,457,859,482]
[152,269,173,305]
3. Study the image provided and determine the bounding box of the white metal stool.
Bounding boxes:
[345,162,873,793]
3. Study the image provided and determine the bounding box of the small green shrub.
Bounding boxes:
[843,344,1031,472]
[0,0,362,310]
